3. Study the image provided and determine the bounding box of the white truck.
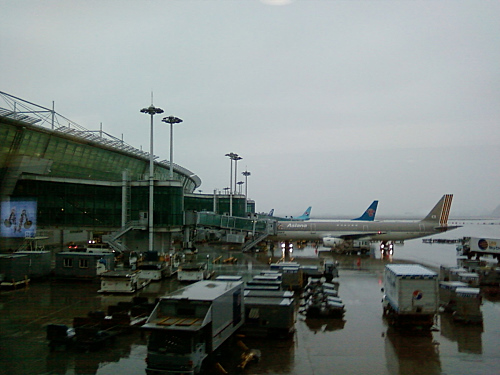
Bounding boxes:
[382,264,439,329]
[461,237,500,260]
[142,279,244,374]
[177,262,210,282]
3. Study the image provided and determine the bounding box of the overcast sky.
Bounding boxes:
[2,0,499,218]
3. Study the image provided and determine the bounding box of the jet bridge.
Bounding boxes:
[196,212,275,249]
[196,212,270,232]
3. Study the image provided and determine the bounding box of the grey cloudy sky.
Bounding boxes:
[2,0,499,218]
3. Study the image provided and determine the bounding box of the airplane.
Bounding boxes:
[278,206,312,221]
[274,201,377,222]
[352,200,378,221]
[269,194,459,253]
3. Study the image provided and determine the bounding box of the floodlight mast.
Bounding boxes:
[162,116,183,180]
[224,152,242,216]
[242,170,251,213]
[140,104,164,252]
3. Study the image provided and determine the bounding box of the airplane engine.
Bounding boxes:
[323,237,344,247]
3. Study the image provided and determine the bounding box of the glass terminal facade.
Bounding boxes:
[0,117,193,230]
[0,93,254,252]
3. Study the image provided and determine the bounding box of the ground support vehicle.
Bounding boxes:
[142,280,244,374]
[382,264,439,330]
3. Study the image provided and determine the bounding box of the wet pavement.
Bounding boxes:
[1,220,499,374]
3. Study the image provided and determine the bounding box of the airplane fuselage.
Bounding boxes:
[270,220,453,243]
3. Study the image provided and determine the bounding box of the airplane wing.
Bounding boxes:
[434,225,462,232]
[336,232,386,241]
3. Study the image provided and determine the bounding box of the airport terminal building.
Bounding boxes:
[0,92,253,253]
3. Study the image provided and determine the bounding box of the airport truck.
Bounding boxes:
[459,237,500,260]
[382,264,439,329]
[142,279,244,374]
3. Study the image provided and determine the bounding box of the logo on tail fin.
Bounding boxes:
[353,200,378,221]
[423,194,453,224]
[440,194,453,226]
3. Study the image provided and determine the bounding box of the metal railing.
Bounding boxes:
[0,91,201,187]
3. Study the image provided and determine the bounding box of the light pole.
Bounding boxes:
[233,155,242,201]
[162,116,183,180]
[225,153,242,216]
[242,170,251,213]
[237,181,244,194]
[225,153,237,216]
[140,104,164,252]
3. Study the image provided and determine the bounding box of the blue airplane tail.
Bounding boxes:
[352,200,378,221]
[296,206,312,221]
[268,209,274,217]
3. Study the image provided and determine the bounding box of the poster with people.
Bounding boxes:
[1,198,37,238]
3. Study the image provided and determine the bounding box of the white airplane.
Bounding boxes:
[269,194,459,252]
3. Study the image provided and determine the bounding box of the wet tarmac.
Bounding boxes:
[1,220,499,374]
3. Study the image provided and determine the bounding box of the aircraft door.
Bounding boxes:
[310,224,316,234]
[419,224,426,232]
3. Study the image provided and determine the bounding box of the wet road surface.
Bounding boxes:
[1,221,500,374]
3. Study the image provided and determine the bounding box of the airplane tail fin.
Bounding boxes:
[353,200,378,221]
[268,209,274,217]
[421,194,453,226]
[301,206,312,220]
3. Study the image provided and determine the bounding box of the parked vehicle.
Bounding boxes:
[98,270,150,293]
[142,279,244,374]
[382,264,438,330]
[137,251,178,281]
[177,262,210,282]
[458,237,500,260]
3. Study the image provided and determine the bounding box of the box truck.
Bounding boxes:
[142,280,244,374]
[382,264,439,329]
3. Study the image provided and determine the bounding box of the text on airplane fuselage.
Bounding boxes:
[285,223,308,228]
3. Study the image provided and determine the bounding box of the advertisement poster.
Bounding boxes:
[1,199,37,238]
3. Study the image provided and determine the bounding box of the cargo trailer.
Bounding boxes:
[382,264,439,329]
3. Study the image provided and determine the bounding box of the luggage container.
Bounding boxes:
[242,295,295,338]
[243,290,294,299]
[458,272,480,287]
[246,279,282,290]
[438,281,468,311]
[453,287,483,324]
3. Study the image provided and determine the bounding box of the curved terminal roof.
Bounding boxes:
[0,91,201,192]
